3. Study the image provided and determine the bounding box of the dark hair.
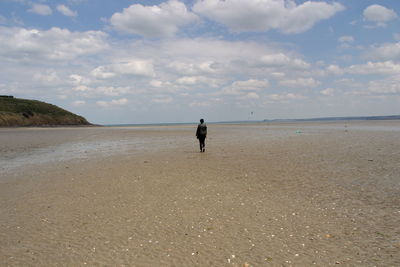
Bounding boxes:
[200,119,204,123]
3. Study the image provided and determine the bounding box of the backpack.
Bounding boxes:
[198,124,207,136]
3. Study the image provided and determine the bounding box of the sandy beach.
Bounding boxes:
[1,121,399,266]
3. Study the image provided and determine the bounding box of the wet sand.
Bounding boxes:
[1,121,400,266]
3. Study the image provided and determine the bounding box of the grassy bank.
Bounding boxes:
[0,97,91,127]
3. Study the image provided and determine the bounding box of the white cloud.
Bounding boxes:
[69,74,92,86]
[346,61,400,75]
[2,33,319,111]
[95,86,130,97]
[175,75,219,87]
[96,98,128,107]
[270,72,285,80]
[73,85,91,92]
[33,70,61,85]
[168,60,219,75]
[176,76,199,85]
[154,38,296,74]
[144,38,313,85]
[110,0,198,37]
[0,27,108,62]
[198,61,217,73]
[231,79,269,91]
[265,93,306,102]
[90,60,155,79]
[238,92,260,100]
[325,65,344,76]
[347,76,400,96]
[338,35,355,48]
[72,85,131,98]
[363,5,397,22]
[364,42,400,61]
[96,101,109,107]
[220,79,269,96]
[3,1,400,124]
[57,5,78,17]
[280,1,345,34]
[338,36,354,43]
[320,88,336,96]
[189,101,211,107]
[111,60,154,77]
[72,100,86,106]
[90,66,116,79]
[257,53,310,69]
[28,4,52,16]
[192,0,344,34]
[279,77,320,88]
[368,77,400,95]
[152,96,173,103]
[150,80,164,87]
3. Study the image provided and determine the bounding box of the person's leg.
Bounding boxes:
[200,137,205,152]
[199,138,203,152]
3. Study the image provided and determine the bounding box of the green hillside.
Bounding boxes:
[0,96,91,127]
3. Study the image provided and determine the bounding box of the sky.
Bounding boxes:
[0,0,399,124]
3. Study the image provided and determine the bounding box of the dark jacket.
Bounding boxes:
[196,123,207,138]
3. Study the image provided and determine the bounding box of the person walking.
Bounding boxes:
[196,119,207,152]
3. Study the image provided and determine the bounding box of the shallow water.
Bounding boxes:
[0,127,192,173]
[1,139,142,172]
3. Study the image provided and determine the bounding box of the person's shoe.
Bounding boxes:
[202,148,205,152]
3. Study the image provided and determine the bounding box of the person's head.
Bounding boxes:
[200,119,204,123]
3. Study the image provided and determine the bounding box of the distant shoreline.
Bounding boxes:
[263,115,400,122]
[2,114,399,128]
[103,115,400,127]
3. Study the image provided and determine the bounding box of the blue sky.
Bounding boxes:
[0,0,399,124]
